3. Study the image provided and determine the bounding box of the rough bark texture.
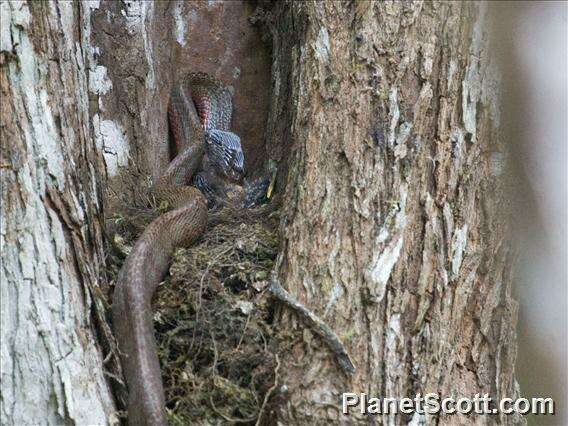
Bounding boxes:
[2,1,273,424]
[261,1,521,424]
[1,1,522,424]
[0,1,115,424]
[90,0,271,208]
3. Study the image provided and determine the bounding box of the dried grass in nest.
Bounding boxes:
[106,199,281,425]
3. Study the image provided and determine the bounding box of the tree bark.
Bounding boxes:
[1,1,522,424]
[2,1,272,423]
[261,1,521,424]
[0,1,115,424]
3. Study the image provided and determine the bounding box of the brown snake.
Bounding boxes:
[111,72,355,425]
[111,72,244,425]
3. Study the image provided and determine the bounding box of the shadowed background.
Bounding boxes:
[492,2,567,424]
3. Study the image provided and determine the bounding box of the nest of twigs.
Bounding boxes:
[106,190,281,424]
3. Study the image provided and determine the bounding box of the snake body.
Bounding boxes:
[112,73,244,425]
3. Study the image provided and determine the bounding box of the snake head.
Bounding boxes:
[205,129,245,183]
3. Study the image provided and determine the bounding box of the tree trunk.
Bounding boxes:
[1,1,522,424]
[261,1,521,424]
[0,1,115,424]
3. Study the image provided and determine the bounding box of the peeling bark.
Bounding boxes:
[90,0,272,210]
[260,2,522,424]
[0,1,115,424]
[1,1,522,424]
[2,0,274,424]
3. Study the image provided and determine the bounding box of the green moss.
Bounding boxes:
[342,325,359,342]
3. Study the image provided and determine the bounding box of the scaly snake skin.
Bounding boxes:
[112,73,241,426]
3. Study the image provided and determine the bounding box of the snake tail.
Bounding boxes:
[112,72,235,425]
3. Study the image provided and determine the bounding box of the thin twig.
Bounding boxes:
[255,354,280,426]
[209,395,258,423]
[235,311,252,352]
[190,251,221,351]
[207,329,219,373]
[268,273,356,375]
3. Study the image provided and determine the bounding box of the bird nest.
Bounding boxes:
[106,198,281,424]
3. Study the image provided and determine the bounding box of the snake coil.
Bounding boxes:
[112,72,243,425]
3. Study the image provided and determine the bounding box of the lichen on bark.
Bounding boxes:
[0,1,523,424]
[258,1,522,424]
[1,1,115,424]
